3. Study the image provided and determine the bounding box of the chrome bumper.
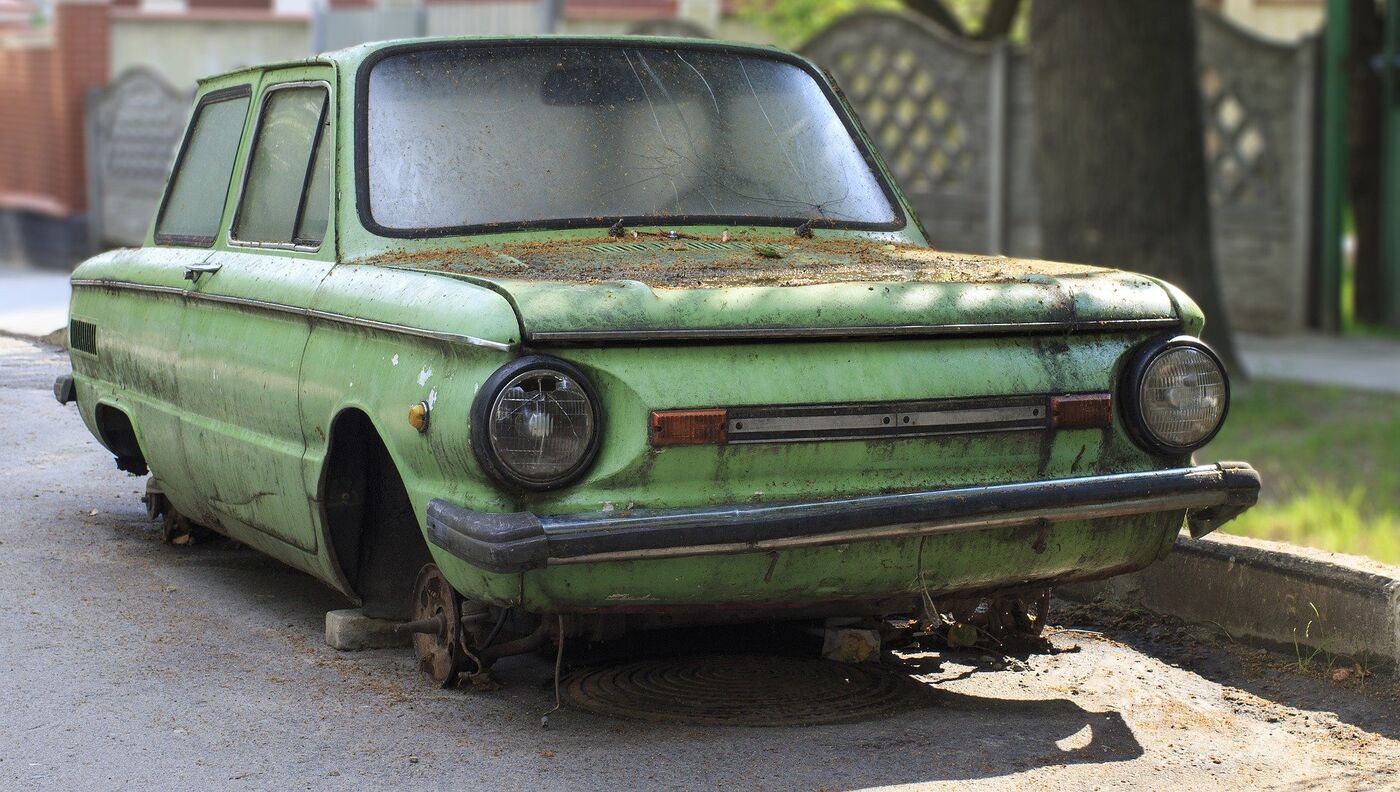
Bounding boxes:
[427,462,1260,573]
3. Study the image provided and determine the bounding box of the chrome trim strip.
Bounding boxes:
[70,278,514,352]
[305,309,514,352]
[720,395,1051,444]
[71,279,188,298]
[546,491,1213,565]
[425,462,1262,572]
[728,404,1043,436]
[728,424,1044,445]
[526,317,1181,345]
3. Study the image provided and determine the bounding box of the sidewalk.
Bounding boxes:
[0,270,70,338]
[1238,332,1400,395]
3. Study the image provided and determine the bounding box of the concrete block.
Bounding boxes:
[1063,533,1400,666]
[325,608,412,651]
[822,619,882,663]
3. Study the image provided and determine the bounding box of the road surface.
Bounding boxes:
[2,334,1397,791]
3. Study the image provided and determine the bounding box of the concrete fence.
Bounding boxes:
[72,5,1320,335]
[803,9,1320,333]
[311,0,552,52]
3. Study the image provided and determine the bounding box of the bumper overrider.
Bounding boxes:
[426,462,1260,574]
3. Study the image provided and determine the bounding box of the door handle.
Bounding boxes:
[184,262,222,281]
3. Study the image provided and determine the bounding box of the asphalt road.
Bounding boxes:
[3,334,1398,791]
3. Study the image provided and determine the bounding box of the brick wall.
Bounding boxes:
[0,1,110,219]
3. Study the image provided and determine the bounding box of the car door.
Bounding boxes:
[175,70,336,554]
[69,83,256,517]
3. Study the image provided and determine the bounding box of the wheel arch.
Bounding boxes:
[92,399,149,476]
[317,405,433,620]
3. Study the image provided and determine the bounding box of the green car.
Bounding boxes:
[59,36,1258,685]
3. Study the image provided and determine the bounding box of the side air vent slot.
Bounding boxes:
[70,319,98,355]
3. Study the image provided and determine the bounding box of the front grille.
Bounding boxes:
[725,395,1049,444]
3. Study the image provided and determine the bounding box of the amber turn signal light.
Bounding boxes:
[1050,393,1113,430]
[650,408,728,446]
[408,401,430,433]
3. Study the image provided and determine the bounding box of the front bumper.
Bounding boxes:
[427,462,1259,574]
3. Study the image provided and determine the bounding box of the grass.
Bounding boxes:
[1195,380,1400,565]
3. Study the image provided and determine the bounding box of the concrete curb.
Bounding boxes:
[1062,533,1400,666]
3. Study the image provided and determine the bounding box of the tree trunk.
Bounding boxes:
[903,0,964,37]
[1028,0,1243,374]
[975,0,1021,40]
[1348,0,1384,325]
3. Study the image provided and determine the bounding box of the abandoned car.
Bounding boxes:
[58,36,1258,685]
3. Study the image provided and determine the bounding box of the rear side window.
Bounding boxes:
[233,84,331,248]
[155,87,252,246]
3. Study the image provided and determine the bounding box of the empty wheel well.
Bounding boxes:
[322,410,431,620]
[94,403,147,476]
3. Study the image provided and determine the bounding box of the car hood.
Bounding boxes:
[364,239,1183,344]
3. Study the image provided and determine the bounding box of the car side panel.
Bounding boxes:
[297,264,523,602]
[68,248,203,511]
[176,249,333,552]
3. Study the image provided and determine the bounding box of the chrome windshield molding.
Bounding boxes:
[525,317,1183,346]
[426,462,1262,572]
[70,278,515,352]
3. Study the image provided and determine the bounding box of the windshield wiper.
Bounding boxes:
[606,220,702,241]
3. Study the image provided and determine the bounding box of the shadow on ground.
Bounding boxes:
[1056,598,1400,743]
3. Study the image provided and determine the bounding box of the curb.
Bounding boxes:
[1062,533,1400,666]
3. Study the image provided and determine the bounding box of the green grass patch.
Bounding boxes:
[1196,381,1400,564]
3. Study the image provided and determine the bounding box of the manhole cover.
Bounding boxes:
[562,654,934,726]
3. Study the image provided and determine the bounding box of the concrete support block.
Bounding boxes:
[325,608,411,651]
[822,619,882,663]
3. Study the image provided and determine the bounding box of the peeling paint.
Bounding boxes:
[427,387,438,409]
[391,354,400,366]
[417,366,433,386]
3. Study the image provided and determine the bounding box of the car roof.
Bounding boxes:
[195,35,795,87]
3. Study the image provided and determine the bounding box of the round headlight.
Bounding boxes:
[471,357,602,490]
[1125,338,1229,453]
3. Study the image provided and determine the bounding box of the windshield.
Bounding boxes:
[362,43,903,234]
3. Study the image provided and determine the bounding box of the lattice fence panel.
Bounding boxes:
[1196,12,1315,331]
[806,9,1316,332]
[805,13,997,255]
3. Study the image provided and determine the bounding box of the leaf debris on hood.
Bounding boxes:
[356,237,1113,290]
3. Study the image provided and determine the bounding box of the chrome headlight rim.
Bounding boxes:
[1120,335,1231,455]
[470,355,603,491]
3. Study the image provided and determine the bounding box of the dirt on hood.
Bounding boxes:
[355,237,1113,289]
